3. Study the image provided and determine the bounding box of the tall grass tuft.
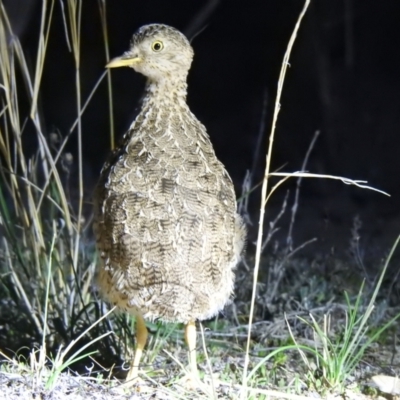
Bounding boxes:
[0,1,123,379]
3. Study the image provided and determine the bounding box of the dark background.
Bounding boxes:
[4,0,400,259]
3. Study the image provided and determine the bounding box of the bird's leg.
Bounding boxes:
[126,313,148,384]
[185,320,199,381]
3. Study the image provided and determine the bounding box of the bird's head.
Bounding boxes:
[106,24,194,83]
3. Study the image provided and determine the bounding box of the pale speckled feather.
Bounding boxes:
[93,24,245,323]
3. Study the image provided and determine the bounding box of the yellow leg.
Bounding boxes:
[185,320,198,379]
[126,314,148,383]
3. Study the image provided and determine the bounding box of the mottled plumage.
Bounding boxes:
[93,24,245,384]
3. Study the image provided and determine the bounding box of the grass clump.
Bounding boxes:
[243,237,400,397]
[0,0,123,384]
[290,237,400,394]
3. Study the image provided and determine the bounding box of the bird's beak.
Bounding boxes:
[106,53,141,68]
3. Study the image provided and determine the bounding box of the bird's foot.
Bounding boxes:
[120,371,150,392]
[176,370,204,391]
[175,371,216,397]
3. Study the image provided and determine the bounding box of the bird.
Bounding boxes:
[93,23,245,386]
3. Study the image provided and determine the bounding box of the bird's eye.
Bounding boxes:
[151,40,164,52]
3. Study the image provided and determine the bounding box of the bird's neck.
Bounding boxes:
[142,78,189,107]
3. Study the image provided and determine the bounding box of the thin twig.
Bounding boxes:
[287,131,320,251]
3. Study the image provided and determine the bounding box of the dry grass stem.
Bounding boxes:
[242,0,311,395]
